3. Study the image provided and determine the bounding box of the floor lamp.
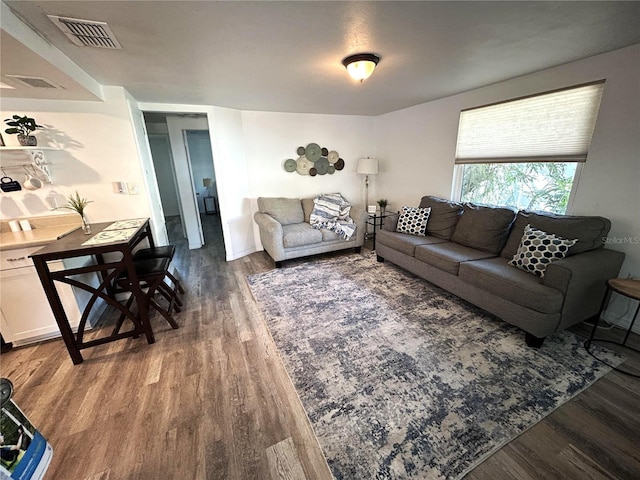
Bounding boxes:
[356,157,378,210]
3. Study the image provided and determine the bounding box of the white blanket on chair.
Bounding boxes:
[310,193,356,241]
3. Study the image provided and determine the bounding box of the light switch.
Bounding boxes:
[127,182,139,195]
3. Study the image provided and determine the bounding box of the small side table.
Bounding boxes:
[366,213,387,250]
[585,278,640,377]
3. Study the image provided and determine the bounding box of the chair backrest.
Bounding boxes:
[257,197,304,225]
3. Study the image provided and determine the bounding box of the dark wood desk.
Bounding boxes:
[30,219,156,365]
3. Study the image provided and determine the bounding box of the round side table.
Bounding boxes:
[584,278,640,377]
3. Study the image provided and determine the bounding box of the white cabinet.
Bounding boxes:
[0,247,81,346]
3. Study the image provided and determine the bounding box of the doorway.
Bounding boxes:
[143,113,224,252]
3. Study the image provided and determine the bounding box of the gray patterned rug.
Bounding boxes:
[247,252,623,479]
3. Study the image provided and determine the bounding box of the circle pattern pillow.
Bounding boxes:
[396,206,431,236]
[509,224,578,278]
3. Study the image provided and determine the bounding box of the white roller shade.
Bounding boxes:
[455,81,605,164]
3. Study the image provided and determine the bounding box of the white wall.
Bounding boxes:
[374,44,640,328]
[242,111,376,204]
[0,87,152,224]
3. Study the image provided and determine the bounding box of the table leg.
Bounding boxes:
[372,215,378,250]
[32,257,84,365]
[622,302,640,345]
[121,249,155,345]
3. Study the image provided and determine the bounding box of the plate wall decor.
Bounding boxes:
[282,144,345,177]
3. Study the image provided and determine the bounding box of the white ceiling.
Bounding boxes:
[2,1,639,116]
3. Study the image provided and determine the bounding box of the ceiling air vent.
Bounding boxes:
[48,15,122,49]
[4,75,62,89]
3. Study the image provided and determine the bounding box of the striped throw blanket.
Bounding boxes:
[310,193,357,240]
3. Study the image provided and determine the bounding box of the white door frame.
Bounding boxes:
[126,99,169,246]
[166,115,209,249]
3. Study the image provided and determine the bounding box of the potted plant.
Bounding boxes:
[377,198,388,215]
[59,191,93,234]
[4,115,43,146]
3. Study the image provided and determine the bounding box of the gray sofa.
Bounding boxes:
[254,196,367,267]
[376,195,625,347]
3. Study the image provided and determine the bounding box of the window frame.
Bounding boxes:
[451,162,584,214]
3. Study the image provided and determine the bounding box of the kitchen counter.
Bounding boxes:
[0,214,82,250]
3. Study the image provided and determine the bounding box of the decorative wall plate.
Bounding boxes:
[327,150,340,164]
[321,147,329,156]
[296,156,313,175]
[309,167,318,176]
[305,143,322,162]
[297,146,306,156]
[283,158,297,172]
[315,157,330,175]
[334,158,345,170]
[328,165,336,174]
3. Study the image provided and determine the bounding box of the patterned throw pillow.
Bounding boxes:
[396,206,431,236]
[509,224,578,278]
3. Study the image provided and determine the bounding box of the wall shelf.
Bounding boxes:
[0,147,59,181]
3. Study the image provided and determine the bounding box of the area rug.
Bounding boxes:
[247,252,623,480]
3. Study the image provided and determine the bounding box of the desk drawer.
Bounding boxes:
[0,247,40,270]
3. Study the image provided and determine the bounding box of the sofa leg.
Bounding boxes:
[275,261,283,268]
[376,255,385,263]
[354,246,362,254]
[525,333,545,348]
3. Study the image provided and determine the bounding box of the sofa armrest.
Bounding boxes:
[349,206,368,246]
[254,212,285,261]
[382,212,399,232]
[544,248,625,331]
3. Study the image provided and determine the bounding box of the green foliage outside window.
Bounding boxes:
[460,162,577,214]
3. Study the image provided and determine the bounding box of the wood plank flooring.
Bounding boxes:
[1,214,638,479]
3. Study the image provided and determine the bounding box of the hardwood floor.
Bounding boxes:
[1,215,638,479]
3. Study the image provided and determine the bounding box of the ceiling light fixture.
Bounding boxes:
[342,53,380,83]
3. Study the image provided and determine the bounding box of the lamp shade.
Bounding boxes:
[356,157,378,175]
[203,178,213,187]
[342,53,380,82]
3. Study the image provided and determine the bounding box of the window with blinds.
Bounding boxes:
[453,81,605,214]
[455,80,605,164]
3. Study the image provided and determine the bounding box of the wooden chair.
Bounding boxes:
[112,257,181,335]
[133,245,185,294]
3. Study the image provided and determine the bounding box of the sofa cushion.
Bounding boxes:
[509,224,577,278]
[418,196,464,240]
[459,257,564,314]
[282,223,322,248]
[319,228,346,242]
[396,206,431,236]
[258,197,304,226]
[377,230,446,256]
[415,242,497,275]
[451,203,517,254]
[501,210,611,259]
